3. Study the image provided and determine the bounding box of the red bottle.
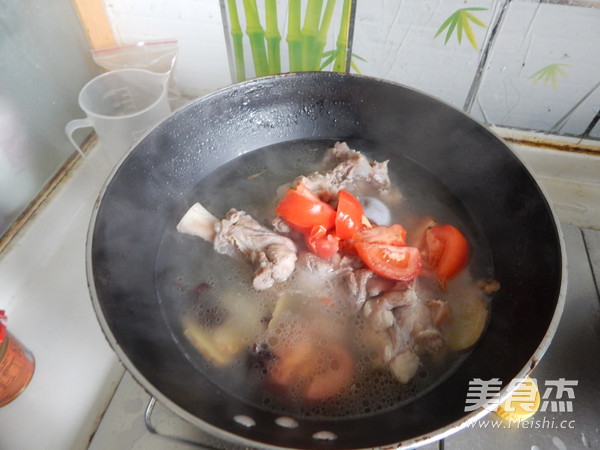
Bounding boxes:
[0,311,35,406]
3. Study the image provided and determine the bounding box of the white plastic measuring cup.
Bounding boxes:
[65,68,171,164]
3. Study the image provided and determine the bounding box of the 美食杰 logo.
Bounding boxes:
[464,377,577,413]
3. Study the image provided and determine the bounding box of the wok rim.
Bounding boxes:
[86,71,567,449]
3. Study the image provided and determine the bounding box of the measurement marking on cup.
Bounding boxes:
[111,87,137,113]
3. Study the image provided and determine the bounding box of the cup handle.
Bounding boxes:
[65,118,92,158]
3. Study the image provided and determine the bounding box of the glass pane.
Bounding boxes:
[0,0,100,237]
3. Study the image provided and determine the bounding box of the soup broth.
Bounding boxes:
[156,139,494,419]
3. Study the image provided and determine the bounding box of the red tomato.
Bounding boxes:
[355,242,422,281]
[335,190,364,239]
[269,341,354,401]
[306,225,340,259]
[425,224,469,284]
[276,182,336,230]
[0,310,6,345]
[304,345,354,401]
[354,224,407,246]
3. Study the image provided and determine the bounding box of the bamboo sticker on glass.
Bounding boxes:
[222,0,357,81]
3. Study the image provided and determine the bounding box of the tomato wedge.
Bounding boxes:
[269,341,354,401]
[354,224,407,246]
[306,225,340,259]
[276,182,336,231]
[425,224,469,284]
[305,345,354,401]
[355,242,422,281]
[335,190,364,239]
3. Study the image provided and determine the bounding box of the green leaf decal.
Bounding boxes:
[529,64,570,90]
[434,7,488,50]
[320,50,365,73]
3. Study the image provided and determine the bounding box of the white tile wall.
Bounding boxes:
[353,0,496,108]
[101,0,600,137]
[472,1,600,135]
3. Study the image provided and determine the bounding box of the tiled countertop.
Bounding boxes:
[0,135,598,450]
[0,148,125,450]
[88,223,600,450]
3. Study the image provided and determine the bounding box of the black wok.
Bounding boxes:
[87,72,565,449]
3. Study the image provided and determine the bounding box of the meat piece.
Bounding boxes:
[278,142,392,203]
[271,216,293,234]
[296,252,362,279]
[345,269,374,309]
[293,251,357,299]
[319,142,391,195]
[361,284,448,383]
[177,204,297,290]
[366,276,397,298]
[344,269,398,310]
[214,209,298,290]
[294,252,388,311]
[391,289,446,358]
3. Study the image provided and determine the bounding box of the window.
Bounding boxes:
[0,1,100,239]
